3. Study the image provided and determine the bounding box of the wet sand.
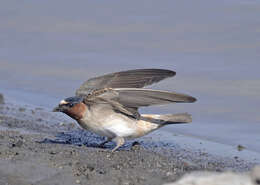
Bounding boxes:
[0,94,257,185]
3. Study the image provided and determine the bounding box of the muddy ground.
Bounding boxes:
[0,95,256,185]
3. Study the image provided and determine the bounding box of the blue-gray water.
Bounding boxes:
[1,1,260,153]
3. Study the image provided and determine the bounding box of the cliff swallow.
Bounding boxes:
[53,69,196,152]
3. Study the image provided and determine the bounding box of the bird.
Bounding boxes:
[53,69,196,152]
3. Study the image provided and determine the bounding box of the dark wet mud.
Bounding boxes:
[0,98,257,185]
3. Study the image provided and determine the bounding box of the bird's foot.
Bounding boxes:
[111,137,125,152]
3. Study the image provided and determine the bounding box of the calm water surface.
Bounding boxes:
[1,1,260,152]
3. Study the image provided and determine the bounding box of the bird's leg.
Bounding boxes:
[111,137,125,152]
[99,137,112,147]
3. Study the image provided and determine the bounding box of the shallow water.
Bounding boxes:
[1,1,260,153]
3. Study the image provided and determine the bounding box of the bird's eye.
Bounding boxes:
[68,103,74,107]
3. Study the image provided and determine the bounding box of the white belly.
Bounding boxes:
[78,108,137,138]
[103,118,136,137]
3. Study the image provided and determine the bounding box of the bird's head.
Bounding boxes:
[53,96,86,120]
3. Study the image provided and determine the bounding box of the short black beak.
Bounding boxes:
[53,106,62,112]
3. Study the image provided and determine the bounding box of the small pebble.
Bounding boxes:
[49,151,57,155]
[59,122,65,126]
[106,153,111,158]
[14,140,23,147]
[76,179,80,184]
[131,141,141,150]
[237,144,245,151]
[19,107,26,112]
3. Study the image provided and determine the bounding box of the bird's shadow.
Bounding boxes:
[37,130,133,150]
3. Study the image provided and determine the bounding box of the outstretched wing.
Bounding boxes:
[76,69,175,96]
[112,88,196,108]
[83,88,196,119]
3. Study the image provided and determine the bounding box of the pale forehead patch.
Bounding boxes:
[59,100,68,105]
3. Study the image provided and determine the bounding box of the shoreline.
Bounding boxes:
[1,88,259,164]
[2,86,260,153]
[0,92,259,184]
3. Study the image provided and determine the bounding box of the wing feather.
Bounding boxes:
[76,69,175,96]
[113,88,197,108]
